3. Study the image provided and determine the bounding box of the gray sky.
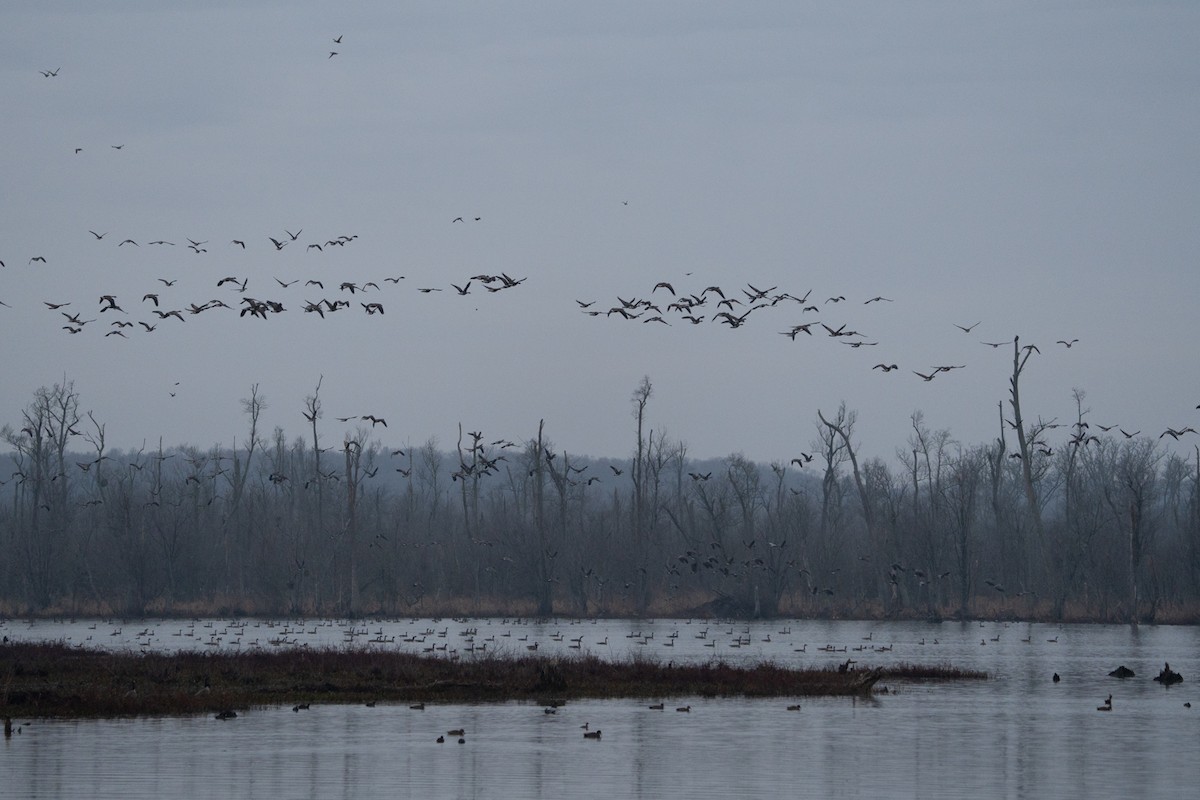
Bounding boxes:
[3,1,1198,464]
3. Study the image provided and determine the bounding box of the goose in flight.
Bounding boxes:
[1056,339,1079,348]
[955,321,981,333]
[873,364,899,372]
[89,230,107,240]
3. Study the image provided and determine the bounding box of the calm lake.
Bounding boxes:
[3,617,1198,799]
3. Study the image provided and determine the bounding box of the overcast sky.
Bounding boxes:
[2,2,1198,465]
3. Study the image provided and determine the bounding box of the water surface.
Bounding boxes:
[4,618,1197,799]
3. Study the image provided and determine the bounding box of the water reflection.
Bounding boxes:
[4,619,1199,799]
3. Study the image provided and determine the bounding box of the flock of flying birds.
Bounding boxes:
[577,279,1055,382]
[7,57,1198,455]
[2,224,526,336]
[5,229,1199,451]
[570,276,1199,448]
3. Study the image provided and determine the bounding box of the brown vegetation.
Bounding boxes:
[0,641,984,719]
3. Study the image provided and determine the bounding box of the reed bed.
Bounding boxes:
[1,641,985,719]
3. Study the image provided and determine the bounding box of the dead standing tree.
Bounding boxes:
[1103,438,1163,627]
[817,404,876,608]
[1009,337,1044,543]
[631,376,653,615]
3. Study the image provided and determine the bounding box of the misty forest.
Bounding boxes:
[2,355,1198,625]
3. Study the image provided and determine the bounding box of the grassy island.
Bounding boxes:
[1,641,986,719]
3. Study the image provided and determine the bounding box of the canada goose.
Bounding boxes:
[583,730,601,739]
[955,321,981,333]
[447,728,465,736]
[676,706,691,712]
[1097,695,1112,711]
[648,703,664,710]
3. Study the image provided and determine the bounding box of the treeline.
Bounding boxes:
[2,374,1199,622]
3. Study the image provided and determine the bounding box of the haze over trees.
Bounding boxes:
[2,375,1198,623]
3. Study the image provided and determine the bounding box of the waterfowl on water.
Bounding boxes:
[1097,695,1112,711]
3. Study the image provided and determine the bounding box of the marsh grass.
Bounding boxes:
[0,641,986,719]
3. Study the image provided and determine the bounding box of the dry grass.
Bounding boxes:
[0,641,984,719]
